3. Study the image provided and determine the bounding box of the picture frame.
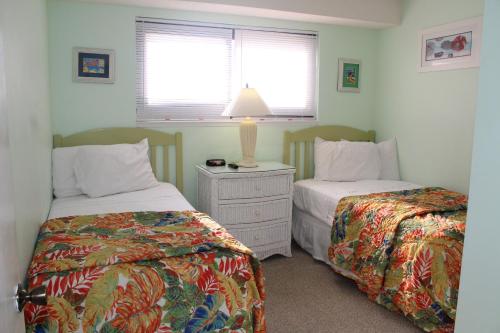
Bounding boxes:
[73,47,115,83]
[337,58,361,93]
[418,17,483,72]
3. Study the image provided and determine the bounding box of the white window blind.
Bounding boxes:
[237,29,317,118]
[136,18,318,123]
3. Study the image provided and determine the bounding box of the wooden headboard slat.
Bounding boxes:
[294,142,301,182]
[150,147,158,179]
[175,133,184,192]
[163,145,170,185]
[283,125,376,182]
[304,142,312,180]
[53,127,183,193]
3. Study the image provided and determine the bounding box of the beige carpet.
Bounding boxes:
[261,243,422,333]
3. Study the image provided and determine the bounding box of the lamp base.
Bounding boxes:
[237,159,258,168]
[238,118,259,168]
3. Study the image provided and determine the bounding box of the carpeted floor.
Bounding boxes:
[261,243,422,333]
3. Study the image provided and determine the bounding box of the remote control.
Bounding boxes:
[228,163,239,169]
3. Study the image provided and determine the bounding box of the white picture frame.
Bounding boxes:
[73,47,115,83]
[418,17,483,73]
[337,58,361,93]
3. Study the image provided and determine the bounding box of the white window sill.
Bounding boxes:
[136,118,319,127]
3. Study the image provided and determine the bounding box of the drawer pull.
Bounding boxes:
[254,235,260,240]
[254,210,261,217]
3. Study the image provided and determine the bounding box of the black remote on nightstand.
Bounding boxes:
[228,163,239,169]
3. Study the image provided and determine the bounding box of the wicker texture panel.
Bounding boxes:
[218,175,290,199]
[228,222,290,248]
[218,199,289,226]
[196,163,295,260]
[254,243,292,260]
[197,171,212,214]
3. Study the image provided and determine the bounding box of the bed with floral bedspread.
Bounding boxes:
[24,211,266,333]
[328,187,467,333]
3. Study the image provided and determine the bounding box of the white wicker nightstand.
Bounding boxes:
[197,162,295,260]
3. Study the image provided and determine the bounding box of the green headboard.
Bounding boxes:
[283,125,376,181]
[53,127,184,193]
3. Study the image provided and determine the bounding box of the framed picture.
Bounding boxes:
[337,58,361,93]
[73,47,115,83]
[418,17,483,72]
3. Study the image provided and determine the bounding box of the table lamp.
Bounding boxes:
[227,86,271,168]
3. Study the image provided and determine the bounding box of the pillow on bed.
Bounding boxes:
[314,137,338,180]
[377,138,400,180]
[314,137,381,181]
[52,147,85,198]
[74,138,159,198]
[337,137,401,180]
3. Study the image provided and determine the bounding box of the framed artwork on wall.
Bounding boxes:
[73,47,115,83]
[337,58,361,93]
[418,17,483,72]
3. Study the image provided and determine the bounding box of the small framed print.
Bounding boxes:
[73,47,115,83]
[338,58,361,93]
[418,17,483,72]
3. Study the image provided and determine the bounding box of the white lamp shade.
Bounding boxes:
[227,88,271,117]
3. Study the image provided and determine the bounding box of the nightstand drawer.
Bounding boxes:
[218,199,289,225]
[218,175,290,199]
[228,222,289,248]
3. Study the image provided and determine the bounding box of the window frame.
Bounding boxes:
[136,18,319,125]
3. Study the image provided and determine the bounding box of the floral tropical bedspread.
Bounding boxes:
[328,187,467,333]
[25,211,266,333]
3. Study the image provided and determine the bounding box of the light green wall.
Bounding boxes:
[456,0,500,331]
[47,0,378,205]
[49,0,486,203]
[1,0,52,273]
[45,0,500,328]
[374,0,484,194]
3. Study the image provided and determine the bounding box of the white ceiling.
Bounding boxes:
[65,0,402,28]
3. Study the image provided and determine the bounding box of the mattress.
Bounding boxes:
[293,179,422,226]
[48,182,194,219]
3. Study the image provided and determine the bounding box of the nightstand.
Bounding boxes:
[197,161,295,260]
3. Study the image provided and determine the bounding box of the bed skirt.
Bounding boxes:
[292,206,360,282]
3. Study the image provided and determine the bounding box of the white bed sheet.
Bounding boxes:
[293,179,422,226]
[48,182,194,220]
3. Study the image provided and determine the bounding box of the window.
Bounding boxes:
[136,18,318,123]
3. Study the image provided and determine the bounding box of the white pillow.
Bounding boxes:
[52,146,84,198]
[314,137,381,181]
[314,137,339,180]
[377,138,400,180]
[74,138,159,198]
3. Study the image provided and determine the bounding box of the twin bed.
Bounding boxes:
[24,126,466,333]
[284,126,421,263]
[284,126,467,333]
[24,128,265,333]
